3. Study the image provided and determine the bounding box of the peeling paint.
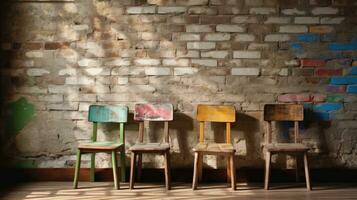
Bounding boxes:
[5,97,35,136]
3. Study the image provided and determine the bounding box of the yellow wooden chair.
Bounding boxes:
[263,104,311,190]
[192,105,236,190]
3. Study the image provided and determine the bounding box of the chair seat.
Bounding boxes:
[78,141,123,151]
[193,143,235,153]
[264,143,309,152]
[129,142,170,151]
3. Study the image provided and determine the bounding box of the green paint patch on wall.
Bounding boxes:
[5,97,35,136]
[326,95,344,103]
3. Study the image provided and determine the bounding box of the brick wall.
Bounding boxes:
[0,0,357,169]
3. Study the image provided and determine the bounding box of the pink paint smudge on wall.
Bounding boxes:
[134,103,173,121]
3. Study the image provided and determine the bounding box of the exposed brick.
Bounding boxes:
[27,68,50,76]
[264,34,291,42]
[45,42,70,50]
[278,94,311,102]
[127,6,156,14]
[292,68,315,76]
[204,33,230,41]
[320,17,345,24]
[233,51,261,59]
[186,24,213,32]
[231,16,258,24]
[174,67,199,75]
[176,50,200,58]
[294,17,319,24]
[163,59,189,67]
[301,59,325,67]
[187,42,216,50]
[176,0,208,5]
[234,34,255,41]
[315,68,343,76]
[192,59,218,67]
[201,50,229,58]
[216,24,245,32]
[279,25,308,33]
[311,7,339,15]
[145,67,171,75]
[311,93,327,102]
[281,8,307,15]
[173,33,200,41]
[231,68,260,76]
[134,58,160,66]
[24,43,43,50]
[188,7,217,15]
[309,25,334,33]
[265,17,291,24]
[157,7,186,14]
[201,16,230,24]
[249,7,276,15]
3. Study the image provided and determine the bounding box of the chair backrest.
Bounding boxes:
[134,103,173,143]
[263,104,304,143]
[196,105,236,144]
[88,105,128,143]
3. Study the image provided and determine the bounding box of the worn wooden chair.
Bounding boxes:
[129,103,173,190]
[192,105,236,190]
[263,104,311,191]
[73,105,128,189]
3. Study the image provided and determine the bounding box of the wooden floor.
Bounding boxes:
[2,182,357,200]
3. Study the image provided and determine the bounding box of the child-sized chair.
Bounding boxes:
[192,105,237,190]
[129,103,173,190]
[73,105,128,189]
[263,104,311,190]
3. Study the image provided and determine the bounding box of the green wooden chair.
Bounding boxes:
[73,105,128,189]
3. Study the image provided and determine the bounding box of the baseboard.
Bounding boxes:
[2,168,357,183]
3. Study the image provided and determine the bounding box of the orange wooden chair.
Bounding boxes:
[263,104,311,190]
[129,103,173,190]
[192,105,236,190]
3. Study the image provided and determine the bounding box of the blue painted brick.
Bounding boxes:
[290,42,302,50]
[329,43,357,51]
[313,112,331,121]
[347,85,357,93]
[297,34,320,42]
[349,67,357,75]
[330,76,357,85]
[313,103,343,112]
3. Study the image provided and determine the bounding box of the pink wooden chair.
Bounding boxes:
[129,103,173,190]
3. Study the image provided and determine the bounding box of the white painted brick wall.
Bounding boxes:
[264,34,291,42]
[58,68,76,76]
[104,59,130,66]
[201,51,229,58]
[265,17,291,24]
[320,17,345,24]
[311,7,339,15]
[281,8,306,15]
[25,50,43,58]
[174,67,199,75]
[249,7,276,15]
[158,7,186,14]
[216,24,245,32]
[134,58,161,66]
[78,58,101,67]
[231,16,258,23]
[145,67,171,75]
[279,25,308,33]
[173,33,200,41]
[231,68,260,76]
[294,17,319,24]
[233,51,261,59]
[177,50,200,58]
[65,77,95,85]
[127,6,156,14]
[234,34,255,41]
[27,68,50,76]
[187,42,216,50]
[186,24,213,32]
[204,33,230,41]
[191,59,218,67]
[163,59,189,67]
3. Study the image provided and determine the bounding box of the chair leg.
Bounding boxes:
[227,156,231,183]
[295,154,300,182]
[264,151,271,190]
[112,151,119,189]
[230,154,236,190]
[164,150,171,190]
[304,152,312,191]
[120,149,126,182]
[90,153,96,182]
[73,150,81,189]
[192,152,199,190]
[129,152,136,189]
[198,153,203,182]
[137,153,142,181]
